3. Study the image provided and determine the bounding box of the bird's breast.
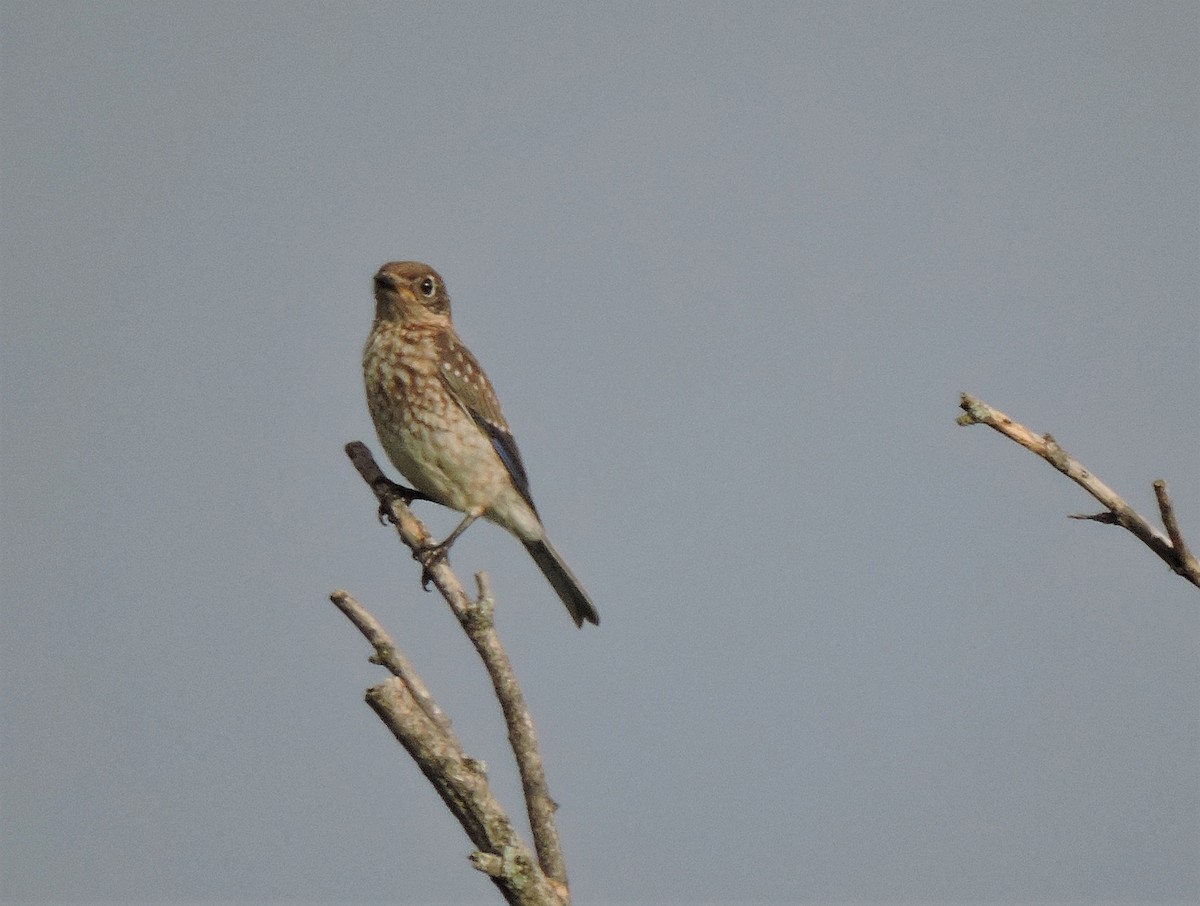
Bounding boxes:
[362,324,507,515]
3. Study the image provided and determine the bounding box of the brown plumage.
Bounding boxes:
[362,261,599,628]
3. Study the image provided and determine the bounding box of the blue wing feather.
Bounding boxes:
[477,417,538,516]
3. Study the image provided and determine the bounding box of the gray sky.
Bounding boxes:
[2,3,1197,903]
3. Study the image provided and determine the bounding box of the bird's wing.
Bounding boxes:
[436,332,538,515]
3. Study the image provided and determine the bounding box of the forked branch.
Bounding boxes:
[957,393,1200,589]
[330,441,574,904]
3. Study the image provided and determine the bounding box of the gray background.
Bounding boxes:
[2,3,1197,904]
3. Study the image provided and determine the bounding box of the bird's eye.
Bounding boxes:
[419,277,437,297]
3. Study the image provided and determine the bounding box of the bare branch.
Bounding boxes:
[364,677,565,906]
[957,394,1200,589]
[331,589,457,741]
[339,440,574,897]
[465,572,568,887]
[344,442,482,623]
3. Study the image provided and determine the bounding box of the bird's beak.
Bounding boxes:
[373,271,397,293]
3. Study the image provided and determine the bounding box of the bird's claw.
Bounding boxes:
[373,478,431,525]
[415,542,450,590]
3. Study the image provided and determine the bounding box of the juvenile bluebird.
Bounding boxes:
[363,261,600,628]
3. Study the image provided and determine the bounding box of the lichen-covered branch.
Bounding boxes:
[957,393,1200,589]
[364,676,564,906]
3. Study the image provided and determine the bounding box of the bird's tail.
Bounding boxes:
[523,537,600,628]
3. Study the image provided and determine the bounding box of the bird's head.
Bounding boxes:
[372,261,451,326]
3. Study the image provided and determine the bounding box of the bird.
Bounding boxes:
[362,261,599,628]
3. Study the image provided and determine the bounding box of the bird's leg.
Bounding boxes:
[374,476,434,525]
[415,510,480,589]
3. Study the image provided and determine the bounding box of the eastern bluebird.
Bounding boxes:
[363,261,600,628]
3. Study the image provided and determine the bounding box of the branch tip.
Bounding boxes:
[1068,511,1120,525]
[470,851,505,877]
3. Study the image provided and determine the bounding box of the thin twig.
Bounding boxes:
[957,393,1200,589]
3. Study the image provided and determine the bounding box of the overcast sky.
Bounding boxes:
[2,3,1197,904]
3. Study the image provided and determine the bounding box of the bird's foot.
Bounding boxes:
[413,540,451,590]
[374,478,433,525]
[407,512,477,590]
